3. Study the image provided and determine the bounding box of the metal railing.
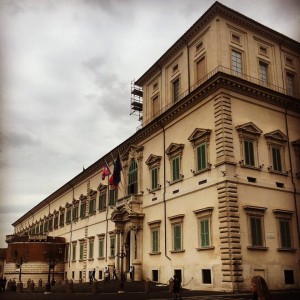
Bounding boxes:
[137,65,298,130]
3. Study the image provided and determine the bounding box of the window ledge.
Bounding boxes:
[88,258,94,261]
[71,259,76,262]
[79,259,84,262]
[97,257,105,260]
[268,170,288,176]
[80,216,87,219]
[170,249,185,253]
[247,246,268,251]
[149,252,161,255]
[98,209,106,212]
[196,246,215,251]
[240,165,261,171]
[108,255,115,259]
[193,166,212,175]
[169,179,183,185]
[277,248,296,252]
[72,219,78,222]
[89,212,96,216]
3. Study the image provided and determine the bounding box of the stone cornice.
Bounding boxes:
[135,1,300,86]
[13,71,300,227]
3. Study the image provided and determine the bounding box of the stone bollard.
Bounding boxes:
[169,278,174,292]
[16,282,23,293]
[66,280,73,294]
[92,280,98,294]
[145,278,151,293]
[28,281,35,293]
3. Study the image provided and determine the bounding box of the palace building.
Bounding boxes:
[5,1,300,292]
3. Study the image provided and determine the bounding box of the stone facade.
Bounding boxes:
[5,2,300,292]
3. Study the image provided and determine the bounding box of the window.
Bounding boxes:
[197,143,207,172]
[231,33,240,44]
[98,192,106,211]
[98,236,105,258]
[244,206,267,249]
[109,188,116,206]
[196,56,206,84]
[236,122,262,169]
[88,239,94,260]
[169,214,184,252]
[151,167,159,190]
[128,160,138,195]
[152,270,159,282]
[166,143,184,184]
[272,146,282,172]
[152,95,160,117]
[54,213,58,229]
[173,224,182,251]
[286,72,295,96]
[172,156,180,182]
[291,140,300,178]
[48,216,53,231]
[80,201,86,218]
[231,50,243,76]
[173,78,180,103]
[72,204,79,221]
[44,219,48,232]
[284,270,295,284]
[194,207,213,249]
[79,241,84,260]
[145,154,162,191]
[59,209,65,227]
[148,220,161,254]
[250,216,263,246]
[259,61,268,85]
[89,198,96,215]
[202,269,212,284]
[265,130,287,174]
[66,207,71,224]
[110,236,115,257]
[39,222,43,233]
[188,128,212,174]
[273,209,294,250]
[72,242,76,261]
[151,228,159,253]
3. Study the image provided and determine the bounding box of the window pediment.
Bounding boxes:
[292,139,300,150]
[79,194,87,202]
[122,145,144,162]
[165,143,184,158]
[236,122,262,138]
[97,183,108,192]
[145,154,162,168]
[264,130,287,144]
[72,198,79,205]
[188,128,212,146]
[88,189,97,197]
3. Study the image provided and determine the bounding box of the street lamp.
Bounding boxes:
[43,248,62,293]
[13,250,28,282]
[113,244,127,292]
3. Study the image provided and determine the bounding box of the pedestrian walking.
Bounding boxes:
[129,265,134,281]
[104,269,110,283]
[251,275,272,300]
[172,274,182,300]
[113,266,118,280]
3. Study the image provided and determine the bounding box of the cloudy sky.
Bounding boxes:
[0,0,299,248]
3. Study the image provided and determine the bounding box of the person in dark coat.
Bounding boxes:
[172,274,182,300]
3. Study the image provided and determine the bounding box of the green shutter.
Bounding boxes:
[200,219,210,247]
[197,143,207,171]
[250,217,263,246]
[173,224,181,250]
[172,157,180,181]
[152,229,158,252]
[244,140,255,166]
[280,219,291,248]
[151,168,158,190]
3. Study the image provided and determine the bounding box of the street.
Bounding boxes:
[0,290,300,300]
